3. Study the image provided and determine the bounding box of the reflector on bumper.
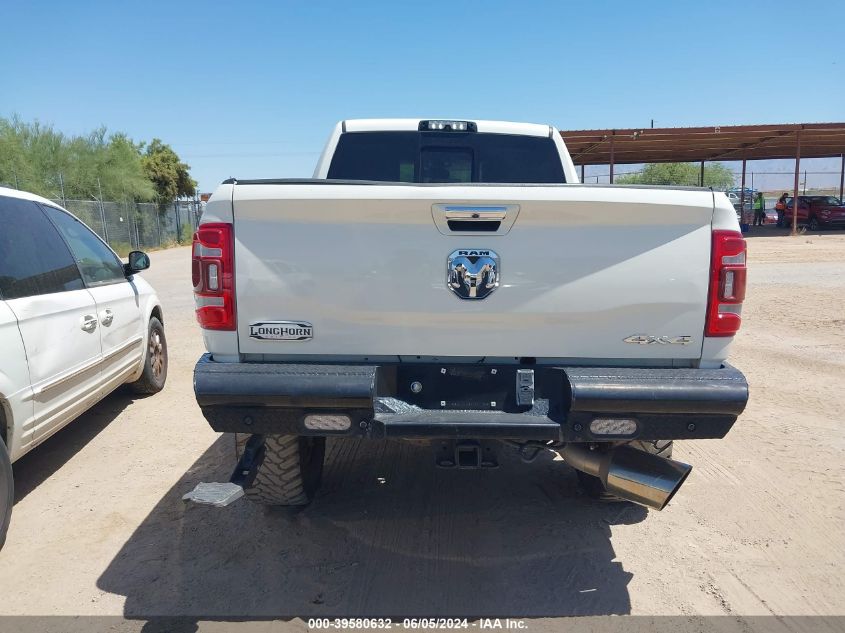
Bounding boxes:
[304,414,352,431]
[589,417,638,436]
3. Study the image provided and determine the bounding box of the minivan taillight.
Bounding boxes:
[192,223,235,330]
[705,230,747,337]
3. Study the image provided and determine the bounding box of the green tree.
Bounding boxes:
[141,139,197,203]
[64,129,154,201]
[616,162,735,189]
[0,116,155,201]
[0,116,69,197]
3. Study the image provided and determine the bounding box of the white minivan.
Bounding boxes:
[0,187,167,548]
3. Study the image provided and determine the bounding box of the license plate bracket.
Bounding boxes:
[395,365,518,411]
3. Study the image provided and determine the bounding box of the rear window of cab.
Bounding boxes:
[327,131,566,184]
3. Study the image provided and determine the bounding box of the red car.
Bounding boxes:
[783,195,845,230]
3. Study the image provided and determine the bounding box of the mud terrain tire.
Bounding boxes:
[236,433,325,506]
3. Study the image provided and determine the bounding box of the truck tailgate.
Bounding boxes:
[231,183,714,362]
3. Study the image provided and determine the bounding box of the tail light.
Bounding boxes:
[705,230,747,337]
[192,223,235,330]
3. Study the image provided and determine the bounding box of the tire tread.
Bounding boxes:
[236,434,320,506]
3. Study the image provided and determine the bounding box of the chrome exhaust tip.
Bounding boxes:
[562,444,692,511]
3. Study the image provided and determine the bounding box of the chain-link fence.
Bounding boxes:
[580,166,845,196]
[51,199,202,256]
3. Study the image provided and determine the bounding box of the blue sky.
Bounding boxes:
[2,0,843,192]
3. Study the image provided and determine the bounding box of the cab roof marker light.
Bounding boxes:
[419,120,477,132]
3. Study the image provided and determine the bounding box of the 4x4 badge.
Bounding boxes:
[624,334,692,345]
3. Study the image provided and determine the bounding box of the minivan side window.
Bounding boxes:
[40,204,126,286]
[0,196,85,299]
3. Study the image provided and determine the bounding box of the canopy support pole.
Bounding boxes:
[609,133,615,184]
[792,131,801,236]
[740,159,747,227]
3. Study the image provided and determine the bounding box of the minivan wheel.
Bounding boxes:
[809,218,820,231]
[0,436,13,550]
[128,317,167,394]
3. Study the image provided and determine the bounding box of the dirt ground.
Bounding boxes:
[0,233,843,626]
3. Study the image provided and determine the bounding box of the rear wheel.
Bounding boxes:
[576,440,673,501]
[0,436,13,550]
[237,433,325,506]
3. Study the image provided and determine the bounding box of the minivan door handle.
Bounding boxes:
[100,309,114,326]
[80,315,98,332]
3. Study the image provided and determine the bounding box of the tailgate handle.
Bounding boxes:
[442,207,508,221]
[432,203,521,235]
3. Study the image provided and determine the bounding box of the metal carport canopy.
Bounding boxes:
[561,122,845,165]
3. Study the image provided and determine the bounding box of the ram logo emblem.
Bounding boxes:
[447,249,500,300]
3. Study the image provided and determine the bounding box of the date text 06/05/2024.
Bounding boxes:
[306,618,528,630]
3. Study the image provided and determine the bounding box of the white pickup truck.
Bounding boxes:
[193,119,749,511]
